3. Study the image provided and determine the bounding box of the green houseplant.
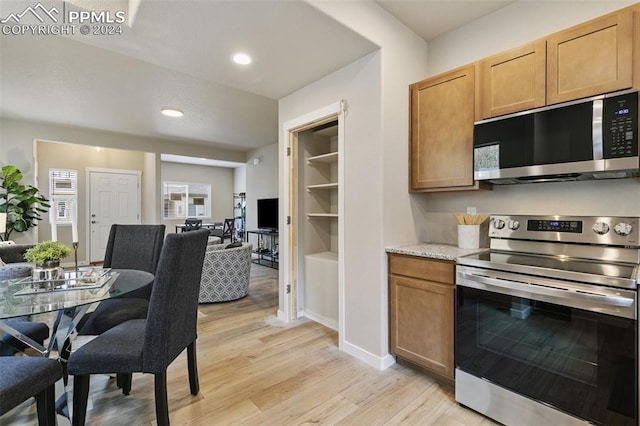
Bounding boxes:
[0,165,50,241]
[24,240,72,266]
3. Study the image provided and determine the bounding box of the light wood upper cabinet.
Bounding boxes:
[410,65,476,191]
[547,9,633,105]
[480,40,546,119]
[480,8,636,119]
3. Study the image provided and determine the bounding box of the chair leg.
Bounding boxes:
[119,373,132,395]
[187,340,199,395]
[35,383,56,426]
[72,375,90,426]
[154,373,169,426]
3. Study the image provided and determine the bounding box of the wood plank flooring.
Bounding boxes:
[2,264,497,425]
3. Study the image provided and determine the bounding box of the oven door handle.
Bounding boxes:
[458,271,634,308]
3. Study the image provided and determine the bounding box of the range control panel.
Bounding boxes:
[490,215,640,246]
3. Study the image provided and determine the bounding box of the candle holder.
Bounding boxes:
[72,242,79,273]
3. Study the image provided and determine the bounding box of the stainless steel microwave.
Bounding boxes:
[473,89,639,184]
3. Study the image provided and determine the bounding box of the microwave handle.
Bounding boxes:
[592,99,603,160]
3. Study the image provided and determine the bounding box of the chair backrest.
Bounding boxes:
[142,229,209,374]
[222,218,234,237]
[103,224,166,274]
[0,356,62,416]
[184,218,202,231]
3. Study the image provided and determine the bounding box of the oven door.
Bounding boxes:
[456,266,637,425]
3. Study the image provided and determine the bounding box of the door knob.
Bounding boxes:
[91,220,98,224]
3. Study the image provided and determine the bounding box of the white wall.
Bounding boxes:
[35,140,152,261]
[246,143,278,232]
[1,117,247,243]
[418,1,640,245]
[283,1,429,368]
[234,165,247,194]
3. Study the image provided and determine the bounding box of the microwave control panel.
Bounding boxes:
[603,91,638,158]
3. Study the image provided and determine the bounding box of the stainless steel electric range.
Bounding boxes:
[456,215,639,425]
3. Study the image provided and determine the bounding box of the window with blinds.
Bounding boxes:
[163,181,211,219]
[49,169,78,224]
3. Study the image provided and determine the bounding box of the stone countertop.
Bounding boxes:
[385,243,488,262]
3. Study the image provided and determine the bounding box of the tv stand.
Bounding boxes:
[247,230,279,269]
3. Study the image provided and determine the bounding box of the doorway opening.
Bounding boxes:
[282,101,345,343]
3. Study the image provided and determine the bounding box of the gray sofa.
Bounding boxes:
[199,243,252,303]
[0,244,34,280]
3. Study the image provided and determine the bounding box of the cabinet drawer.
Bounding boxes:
[388,254,454,284]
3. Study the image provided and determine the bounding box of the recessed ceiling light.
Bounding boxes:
[232,53,252,65]
[161,108,184,118]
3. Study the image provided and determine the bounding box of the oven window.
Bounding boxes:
[456,286,637,425]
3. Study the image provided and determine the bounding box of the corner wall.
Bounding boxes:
[283,1,429,368]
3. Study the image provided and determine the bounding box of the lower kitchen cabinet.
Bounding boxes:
[388,254,455,386]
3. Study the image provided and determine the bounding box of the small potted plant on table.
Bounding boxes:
[24,241,72,286]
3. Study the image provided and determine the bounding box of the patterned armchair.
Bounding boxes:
[199,243,252,303]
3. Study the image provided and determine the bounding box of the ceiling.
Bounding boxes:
[0,0,514,160]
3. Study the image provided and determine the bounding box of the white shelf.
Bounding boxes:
[307,213,339,219]
[307,152,338,165]
[305,251,338,263]
[307,183,338,191]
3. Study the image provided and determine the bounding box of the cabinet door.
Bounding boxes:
[547,10,633,105]
[389,274,454,379]
[410,65,475,191]
[480,40,546,119]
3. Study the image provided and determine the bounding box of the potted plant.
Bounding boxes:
[0,165,50,241]
[24,241,71,284]
[24,240,72,267]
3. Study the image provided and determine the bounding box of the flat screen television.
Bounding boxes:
[257,198,278,231]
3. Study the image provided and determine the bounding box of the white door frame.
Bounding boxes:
[281,101,345,344]
[86,167,142,262]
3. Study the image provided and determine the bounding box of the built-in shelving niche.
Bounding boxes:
[298,120,339,330]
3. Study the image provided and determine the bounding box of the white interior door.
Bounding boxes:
[88,169,141,263]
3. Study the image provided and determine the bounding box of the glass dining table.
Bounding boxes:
[0,268,154,357]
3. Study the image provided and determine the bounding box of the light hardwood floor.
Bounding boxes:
[3,264,497,425]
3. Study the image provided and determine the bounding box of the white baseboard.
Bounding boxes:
[279,309,396,371]
[277,309,288,322]
[302,310,338,331]
[339,338,396,370]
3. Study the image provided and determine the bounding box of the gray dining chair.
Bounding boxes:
[184,218,202,231]
[77,224,165,335]
[0,356,62,425]
[0,317,50,356]
[68,229,209,426]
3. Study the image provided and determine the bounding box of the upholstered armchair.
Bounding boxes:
[0,244,34,280]
[199,243,252,303]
